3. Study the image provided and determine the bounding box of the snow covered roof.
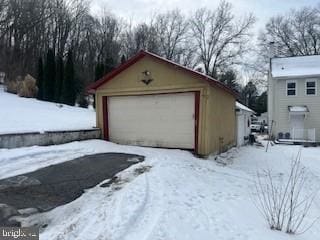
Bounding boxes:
[288,106,309,113]
[236,102,255,113]
[271,55,320,78]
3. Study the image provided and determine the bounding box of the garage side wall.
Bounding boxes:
[206,86,236,154]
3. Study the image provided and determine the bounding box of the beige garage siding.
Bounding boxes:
[206,86,236,154]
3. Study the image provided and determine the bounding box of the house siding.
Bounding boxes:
[270,77,320,141]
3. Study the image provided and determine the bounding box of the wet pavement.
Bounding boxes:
[0,153,144,226]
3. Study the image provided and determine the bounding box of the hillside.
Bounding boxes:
[0,85,96,134]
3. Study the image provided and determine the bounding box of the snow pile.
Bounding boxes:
[0,86,95,134]
[1,140,320,240]
[0,142,97,179]
[272,55,320,78]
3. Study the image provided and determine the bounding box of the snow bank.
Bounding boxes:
[0,86,95,134]
[2,140,319,240]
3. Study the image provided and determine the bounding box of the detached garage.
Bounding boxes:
[87,50,236,155]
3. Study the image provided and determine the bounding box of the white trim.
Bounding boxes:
[235,101,255,113]
[305,78,317,96]
[286,80,297,96]
[273,74,320,80]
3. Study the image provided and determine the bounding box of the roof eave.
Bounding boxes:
[86,50,147,94]
[272,74,320,79]
[86,50,237,98]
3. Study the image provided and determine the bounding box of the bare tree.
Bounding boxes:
[121,21,159,58]
[0,0,51,79]
[0,0,256,97]
[95,12,122,63]
[176,41,198,68]
[190,1,255,77]
[154,10,189,61]
[121,11,196,68]
[261,6,320,57]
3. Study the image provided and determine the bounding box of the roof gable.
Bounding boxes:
[86,50,236,97]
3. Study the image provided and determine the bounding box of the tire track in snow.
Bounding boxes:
[110,156,167,240]
[100,171,150,240]
[118,173,151,240]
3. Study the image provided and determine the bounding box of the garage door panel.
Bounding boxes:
[107,92,195,149]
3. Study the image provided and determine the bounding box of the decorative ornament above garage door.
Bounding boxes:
[141,70,153,85]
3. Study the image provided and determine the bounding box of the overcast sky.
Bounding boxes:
[91,0,319,33]
[90,0,319,87]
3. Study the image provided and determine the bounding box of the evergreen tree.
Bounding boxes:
[54,55,64,102]
[61,49,76,105]
[255,91,267,114]
[44,49,56,101]
[219,70,240,92]
[104,57,116,74]
[36,57,44,100]
[78,90,89,108]
[92,58,116,108]
[92,62,105,109]
[121,54,126,64]
[94,57,116,82]
[241,81,258,109]
[94,62,105,81]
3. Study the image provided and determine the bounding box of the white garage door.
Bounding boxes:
[107,92,196,149]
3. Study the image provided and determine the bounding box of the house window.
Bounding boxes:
[306,79,317,95]
[286,81,297,96]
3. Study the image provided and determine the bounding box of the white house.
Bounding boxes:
[236,102,254,146]
[268,55,320,143]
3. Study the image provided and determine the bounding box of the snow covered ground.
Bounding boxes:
[1,140,320,240]
[0,86,95,134]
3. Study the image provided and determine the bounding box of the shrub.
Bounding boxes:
[17,74,38,98]
[78,93,89,108]
[253,150,318,234]
[5,80,19,94]
[5,76,23,94]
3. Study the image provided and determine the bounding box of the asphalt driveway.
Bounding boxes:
[0,153,144,226]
